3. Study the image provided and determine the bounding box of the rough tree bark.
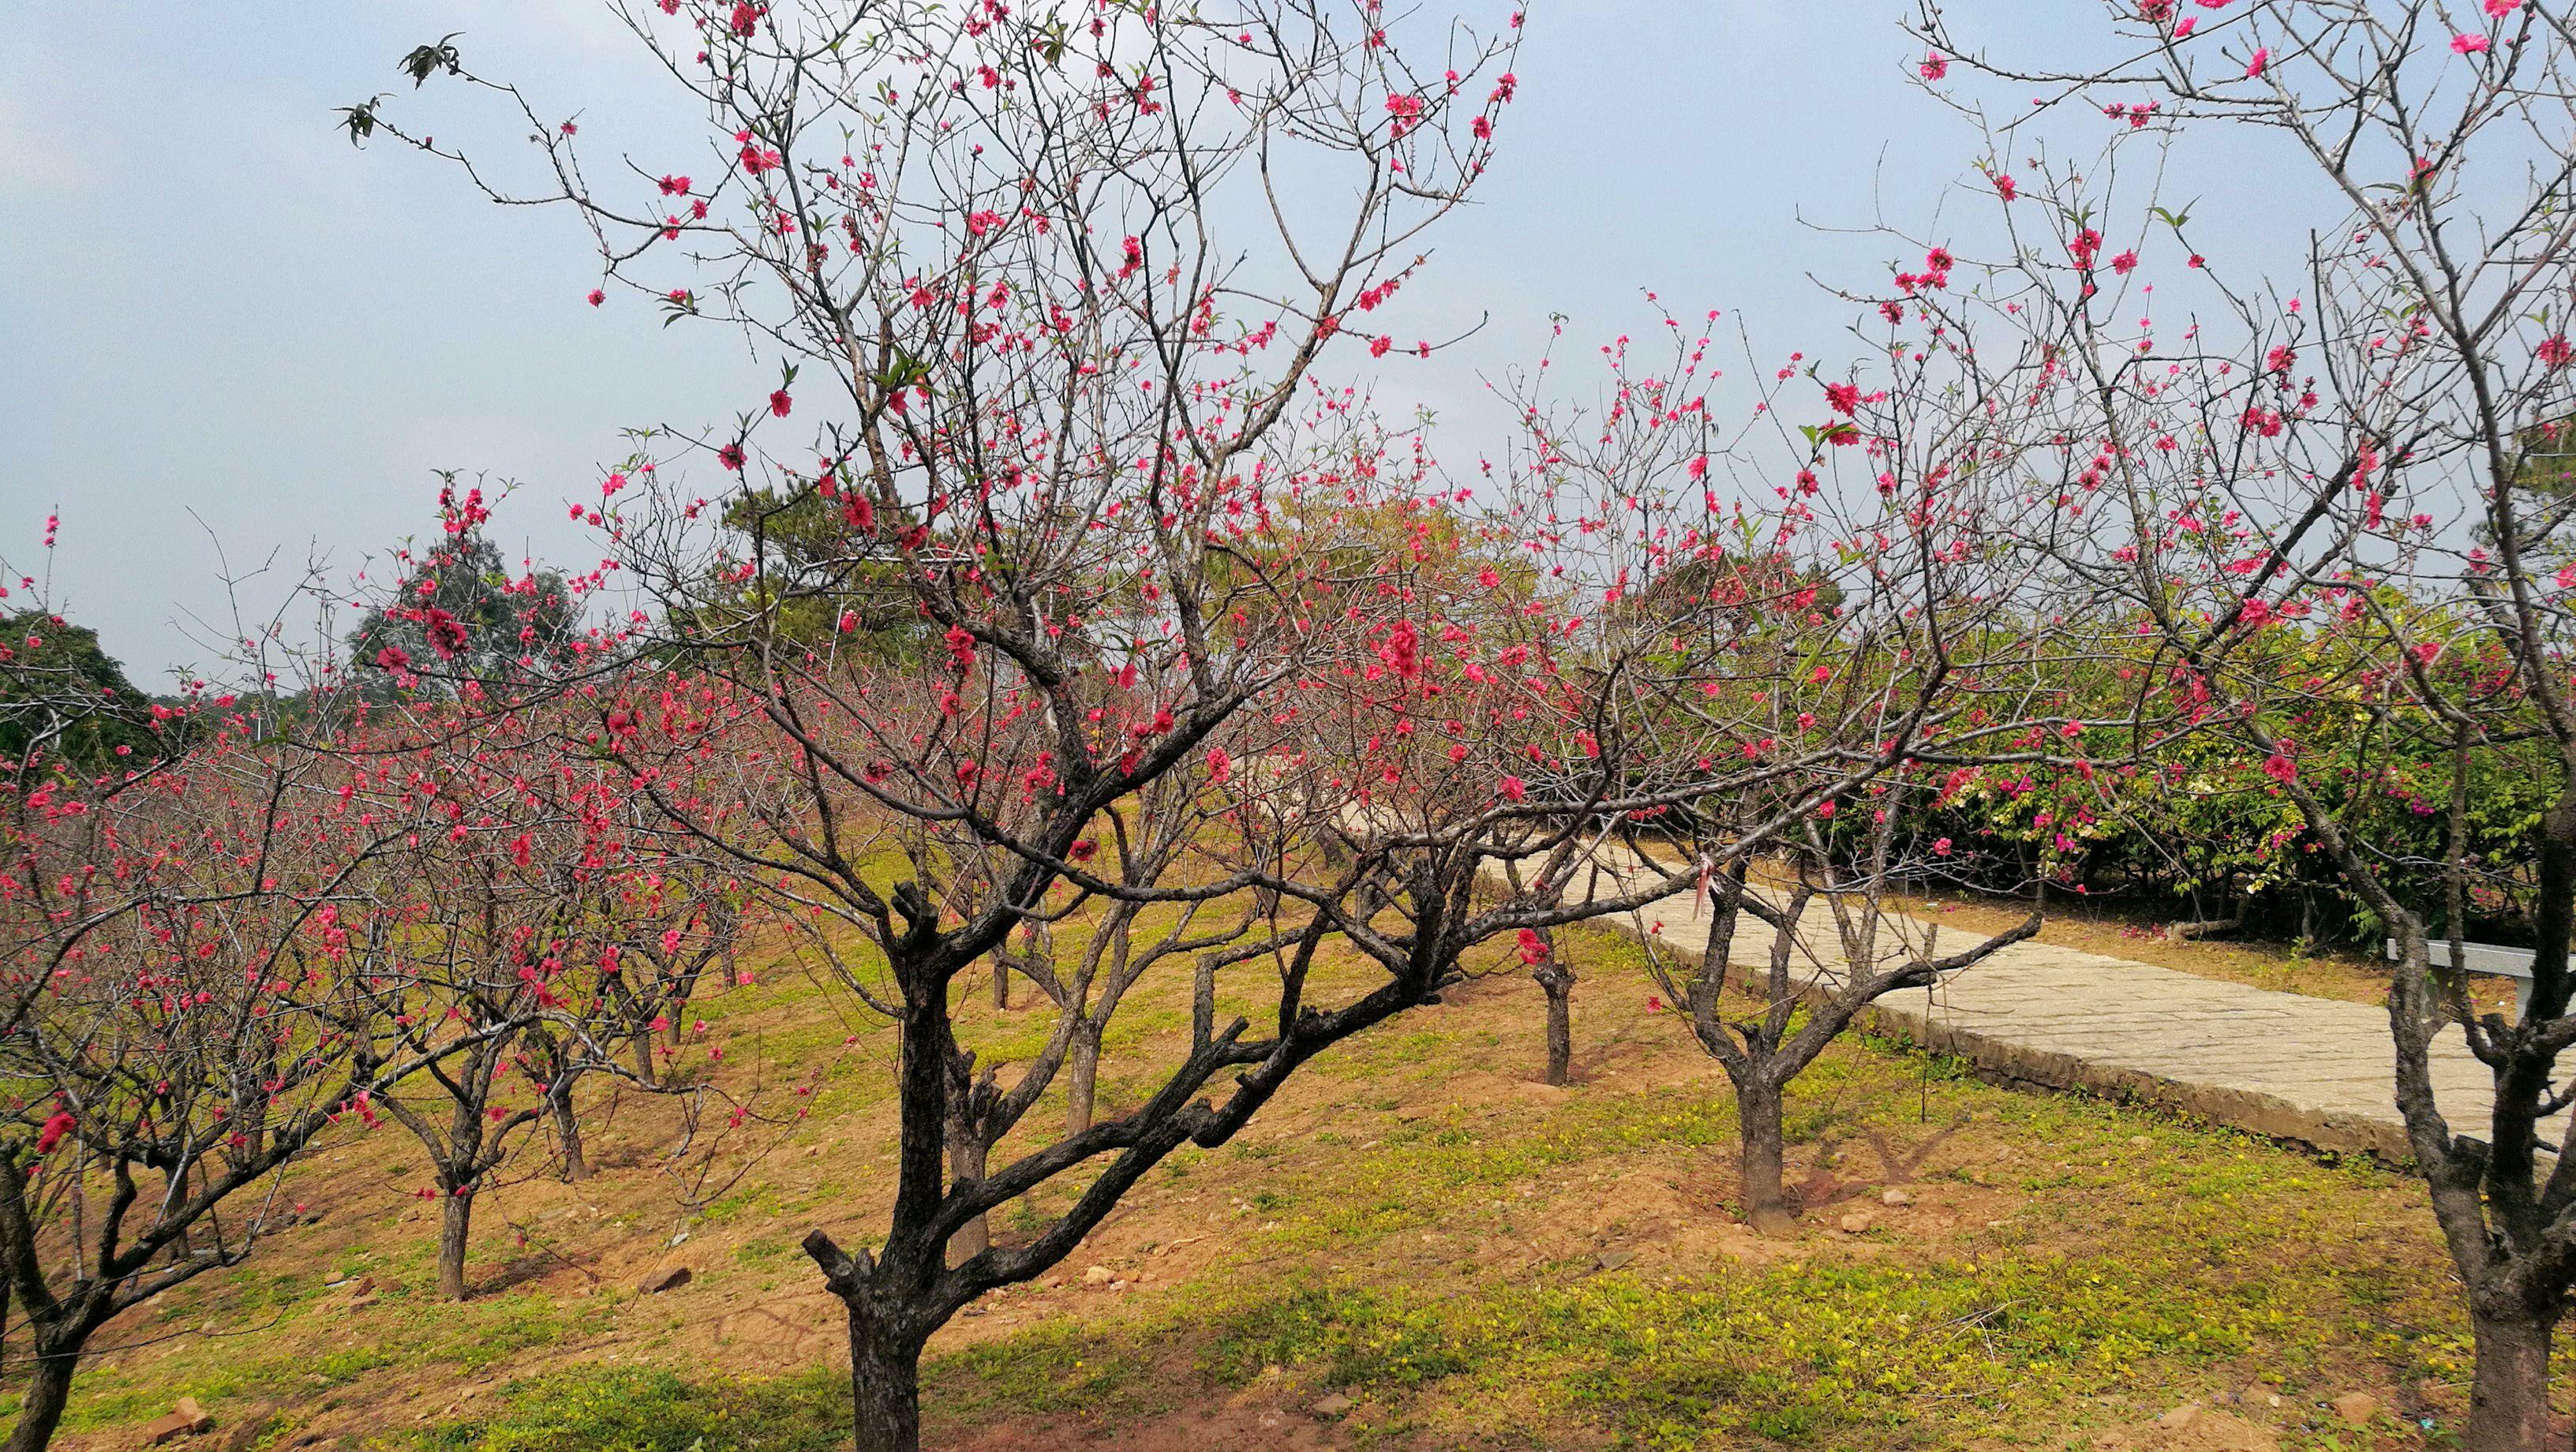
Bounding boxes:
[942,1024,995,1267]
[945,1131,989,1266]
[2464,1293,2558,1448]
[1,1343,77,1452]
[1534,956,1574,1087]
[436,1188,475,1301]
[845,1309,927,1452]
[1063,1023,1102,1136]
[1732,1077,1794,1236]
[550,1077,587,1184]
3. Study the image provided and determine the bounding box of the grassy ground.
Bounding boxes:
[4,916,2545,1452]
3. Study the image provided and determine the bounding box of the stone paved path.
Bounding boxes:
[1581,855,2563,1164]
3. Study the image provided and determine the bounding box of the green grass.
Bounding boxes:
[15,922,2524,1450]
[416,1368,849,1452]
[440,1050,2471,1448]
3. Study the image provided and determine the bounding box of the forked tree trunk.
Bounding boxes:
[2462,1299,2557,1450]
[846,1310,925,1452]
[1735,1079,1795,1236]
[437,1190,474,1300]
[1065,1023,1101,1136]
[2,1342,76,1452]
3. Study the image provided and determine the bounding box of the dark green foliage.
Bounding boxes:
[672,486,932,668]
[0,609,158,773]
[1919,630,2563,948]
[346,529,577,698]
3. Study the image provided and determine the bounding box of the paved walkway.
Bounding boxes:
[1582,856,2559,1164]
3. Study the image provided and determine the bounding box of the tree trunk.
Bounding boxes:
[552,1080,588,1183]
[1735,1080,1795,1236]
[5,1339,77,1452]
[163,1165,195,1264]
[946,1133,989,1266]
[1065,1023,1102,1137]
[2462,1299,2556,1450]
[631,1031,660,1087]
[1536,963,1574,1087]
[846,1309,924,1452]
[437,1190,474,1300]
[991,957,1010,1010]
[1193,955,1216,1047]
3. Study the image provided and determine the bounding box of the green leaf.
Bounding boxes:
[337,99,382,147]
[871,350,934,392]
[399,34,463,88]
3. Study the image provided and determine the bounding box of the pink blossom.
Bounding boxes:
[2245,47,2269,77]
[2453,32,2490,54]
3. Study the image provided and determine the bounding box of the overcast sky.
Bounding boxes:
[1,1,2312,683]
